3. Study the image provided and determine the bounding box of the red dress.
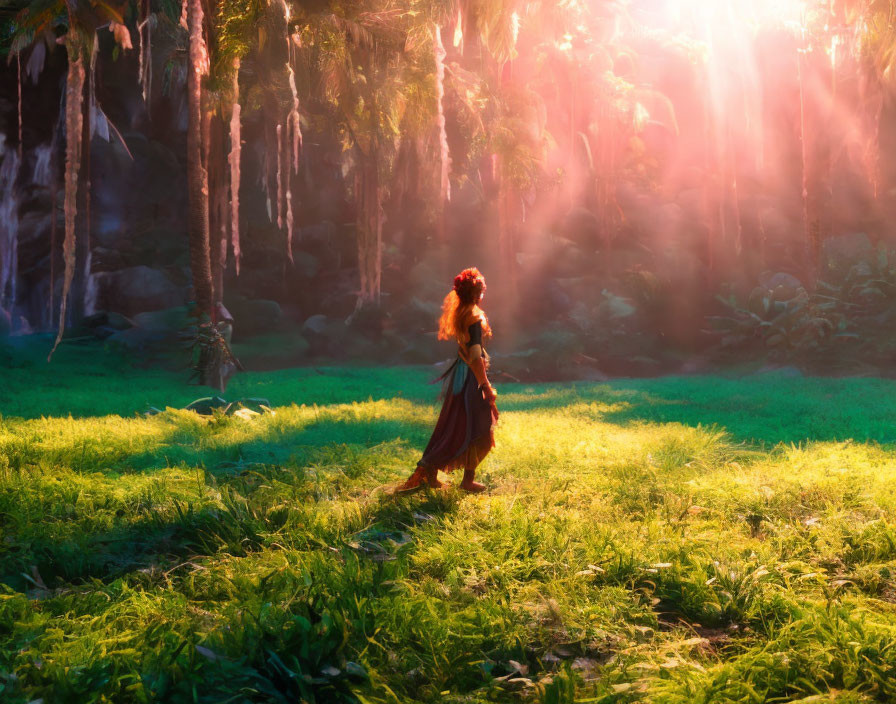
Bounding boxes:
[416,320,498,473]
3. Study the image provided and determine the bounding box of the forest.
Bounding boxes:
[5,1,896,703]
[2,0,896,381]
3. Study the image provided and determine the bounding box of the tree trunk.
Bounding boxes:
[797,44,817,286]
[186,0,222,389]
[187,0,212,320]
[208,113,227,306]
[229,58,242,274]
[434,23,451,222]
[355,147,382,306]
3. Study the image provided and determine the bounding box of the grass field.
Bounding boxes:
[4,338,896,702]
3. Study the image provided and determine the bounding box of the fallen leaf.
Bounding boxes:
[508,659,529,675]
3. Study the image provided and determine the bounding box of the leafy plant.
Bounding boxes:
[709,272,834,359]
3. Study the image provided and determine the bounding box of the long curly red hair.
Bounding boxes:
[438,268,492,344]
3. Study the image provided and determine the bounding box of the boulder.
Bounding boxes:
[96,265,185,316]
[302,314,351,356]
[597,290,637,320]
[398,331,442,363]
[106,306,191,362]
[130,306,192,332]
[302,314,330,336]
[224,297,282,338]
[184,396,230,415]
[91,246,129,273]
[81,311,135,340]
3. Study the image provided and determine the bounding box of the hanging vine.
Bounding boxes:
[229,57,241,274]
[49,53,84,361]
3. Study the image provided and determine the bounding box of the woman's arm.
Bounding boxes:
[466,322,496,408]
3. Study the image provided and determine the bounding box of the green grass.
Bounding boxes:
[5,337,896,702]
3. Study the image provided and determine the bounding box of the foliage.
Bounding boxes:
[711,273,835,359]
[709,241,896,364]
[5,344,896,700]
[188,316,242,391]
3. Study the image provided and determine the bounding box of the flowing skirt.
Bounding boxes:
[417,358,497,473]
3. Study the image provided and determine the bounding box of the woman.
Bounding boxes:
[397,268,499,493]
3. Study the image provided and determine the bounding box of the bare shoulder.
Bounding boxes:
[469,306,487,325]
[459,307,485,329]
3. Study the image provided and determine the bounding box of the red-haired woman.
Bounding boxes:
[396,268,499,493]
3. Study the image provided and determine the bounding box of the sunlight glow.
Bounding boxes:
[659,0,806,34]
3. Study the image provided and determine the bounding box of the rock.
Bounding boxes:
[131,306,192,331]
[228,398,273,414]
[81,310,135,340]
[83,311,135,331]
[96,265,185,316]
[185,396,230,415]
[567,302,594,332]
[302,314,330,336]
[290,250,320,279]
[225,297,282,338]
[93,212,128,248]
[390,297,440,332]
[106,306,191,362]
[399,331,442,363]
[91,246,129,273]
[490,349,538,381]
[598,290,637,319]
[346,303,386,338]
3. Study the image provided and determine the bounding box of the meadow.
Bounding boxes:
[4,339,896,702]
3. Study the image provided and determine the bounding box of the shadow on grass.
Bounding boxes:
[71,415,435,474]
[501,374,896,445]
[1,337,438,419]
[10,377,896,481]
[7,336,896,445]
[1,466,462,593]
[0,410,465,591]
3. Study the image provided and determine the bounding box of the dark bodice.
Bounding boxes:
[467,321,483,348]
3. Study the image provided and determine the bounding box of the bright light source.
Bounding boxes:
[658,0,805,37]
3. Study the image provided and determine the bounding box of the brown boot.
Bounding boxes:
[460,468,486,493]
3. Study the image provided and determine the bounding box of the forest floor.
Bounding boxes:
[4,338,896,702]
